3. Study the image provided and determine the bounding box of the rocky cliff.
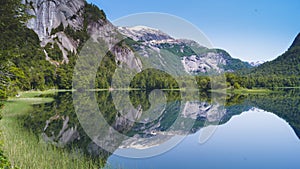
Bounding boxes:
[118,26,252,74]
[24,0,251,74]
[24,0,145,71]
[24,0,85,64]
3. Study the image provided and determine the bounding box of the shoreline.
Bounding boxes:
[0,91,104,168]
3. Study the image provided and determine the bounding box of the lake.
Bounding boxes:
[19,89,300,169]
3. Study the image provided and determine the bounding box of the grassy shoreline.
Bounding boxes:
[0,91,104,169]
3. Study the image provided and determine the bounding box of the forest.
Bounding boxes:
[1,0,300,104]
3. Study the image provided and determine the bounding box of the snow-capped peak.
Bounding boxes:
[118,25,174,42]
[126,25,159,32]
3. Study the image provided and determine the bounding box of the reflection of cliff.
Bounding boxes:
[20,91,228,153]
[20,92,111,166]
[19,89,300,157]
[97,90,230,149]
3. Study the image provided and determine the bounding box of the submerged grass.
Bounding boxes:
[0,92,105,169]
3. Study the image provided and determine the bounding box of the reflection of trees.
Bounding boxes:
[222,89,300,139]
[19,89,300,160]
[19,92,111,166]
[247,89,300,139]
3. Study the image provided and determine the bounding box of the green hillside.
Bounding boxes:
[251,33,300,76]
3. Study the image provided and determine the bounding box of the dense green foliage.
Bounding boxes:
[130,68,180,90]
[224,73,300,89]
[195,76,211,91]
[0,0,111,98]
[0,0,56,97]
[83,3,106,25]
[95,51,117,89]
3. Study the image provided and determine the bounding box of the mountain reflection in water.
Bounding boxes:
[19,89,300,167]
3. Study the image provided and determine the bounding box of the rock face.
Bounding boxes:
[25,0,85,64]
[25,0,85,40]
[117,26,251,74]
[24,0,143,70]
[42,115,80,147]
[182,52,226,74]
[86,21,143,72]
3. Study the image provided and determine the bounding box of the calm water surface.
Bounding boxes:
[21,89,300,169]
[107,109,300,169]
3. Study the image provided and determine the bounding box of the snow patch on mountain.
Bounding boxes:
[249,61,265,67]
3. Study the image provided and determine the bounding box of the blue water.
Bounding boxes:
[106,108,300,169]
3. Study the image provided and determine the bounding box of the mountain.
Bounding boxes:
[118,26,252,74]
[251,33,300,76]
[24,1,251,75]
[1,0,253,95]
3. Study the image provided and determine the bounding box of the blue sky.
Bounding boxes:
[87,0,300,62]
